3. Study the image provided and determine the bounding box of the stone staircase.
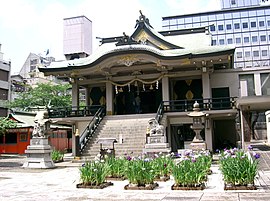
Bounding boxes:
[81,113,156,160]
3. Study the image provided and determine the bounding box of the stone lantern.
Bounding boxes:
[187,101,207,150]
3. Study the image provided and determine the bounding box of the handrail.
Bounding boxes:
[48,105,102,118]
[155,101,164,123]
[79,106,106,153]
[162,97,237,112]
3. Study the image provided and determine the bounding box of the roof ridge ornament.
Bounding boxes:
[135,10,153,28]
[115,32,139,46]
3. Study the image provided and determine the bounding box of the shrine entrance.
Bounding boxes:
[114,83,162,115]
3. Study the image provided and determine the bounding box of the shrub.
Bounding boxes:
[51,150,64,162]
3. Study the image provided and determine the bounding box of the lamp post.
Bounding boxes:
[187,101,207,150]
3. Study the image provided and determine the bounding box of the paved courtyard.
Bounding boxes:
[1,144,270,201]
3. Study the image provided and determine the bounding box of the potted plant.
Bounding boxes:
[171,150,211,190]
[77,159,112,189]
[51,150,64,163]
[124,155,158,190]
[219,147,259,190]
[152,152,173,181]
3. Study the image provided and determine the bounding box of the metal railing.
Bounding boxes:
[154,97,237,121]
[48,105,102,118]
[79,106,106,153]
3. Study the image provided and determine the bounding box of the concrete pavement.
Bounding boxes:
[1,147,270,201]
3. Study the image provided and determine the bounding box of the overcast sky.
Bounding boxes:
[0,0,222,74]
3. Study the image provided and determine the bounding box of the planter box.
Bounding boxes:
[76,182,113,189]
[124,183,159,190]
[106,176,126,181]
[224,183,257,190]
[171,184,205,190]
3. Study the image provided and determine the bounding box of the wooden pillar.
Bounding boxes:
[106,82,114,115]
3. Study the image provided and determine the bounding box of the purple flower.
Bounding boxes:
[215,149,220,153]
[191,158,196,163]
[248,145,253,151]
[164,163,167,168]
[126,156,132,161]
[253,152,260,159]
[82,163,85,167]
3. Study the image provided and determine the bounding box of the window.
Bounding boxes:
[242,22,248,29]
[262,50,268,56]
[259,21,265,27]
[244,37,249,43]
[253,50,259,57]
[210,25,215,31]
[268,20,270,26]
[226,24,232,30]
[231,0,236,5]
[227,38,233,44]
[236,52,243,58]
[252,36,258,42]
[251,21,256,28]
[212,39,217,46]
[234,23,240,29]
[218,25,224,31]
[260,35,266,42]
[245,51,251,57]
[219,39,225,45]
[236,38,241,43]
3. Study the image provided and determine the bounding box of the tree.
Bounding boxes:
[9,82,72,110]
[0,117,17,135]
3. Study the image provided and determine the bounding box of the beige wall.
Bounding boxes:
[211,71,239,97]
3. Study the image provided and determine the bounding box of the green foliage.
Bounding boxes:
[219,148,259,185]
[104,156,127,178]
[152,152,174,178]
[172,150,212,187]
[9,82,71,110]
[80,161,109,186]
[0,117,17,135]
[125,155,155,186]
[51,150,64,162]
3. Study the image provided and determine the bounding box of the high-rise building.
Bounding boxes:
[162,0,270,68]
[0,44,11,116]
[63,15,92,60]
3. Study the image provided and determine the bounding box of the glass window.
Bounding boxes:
[201,15,208,22]
[224,13,232,19]
[253,50,260,57]
[185,17,192,23]
[219,39,225,45]
[259,21,265,27]
[193,16,200,23]
[242,22,248,29]
[268,20,270,27]
[212,39,217,46]
[236,37,241,43]
[251,21,256,28]
[234,23,240,29]
[262,50,268,56]
[245,51,251,57]
[239,74,255,96]
[252,36,258,42]
[236,52,243,58]
[177,18,184,24]
[231,0,236,5]
[226,24,232,30]
[227,38,233,44]
[210,25,215,31]
[216,14,224,20]
[232,12,240,18]
[209,15,216,21]
[260,35,267,41]
[249,11,257,17]
[218,24,224,31]
[244,37,249,43]
[261,73,270,95]
[257,10,265,16]
[241,11,248,18]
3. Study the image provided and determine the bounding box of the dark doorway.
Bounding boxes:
[212,87,230,109]
[114,84,162,115]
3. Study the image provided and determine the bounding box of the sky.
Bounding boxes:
[0,0,222,74]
